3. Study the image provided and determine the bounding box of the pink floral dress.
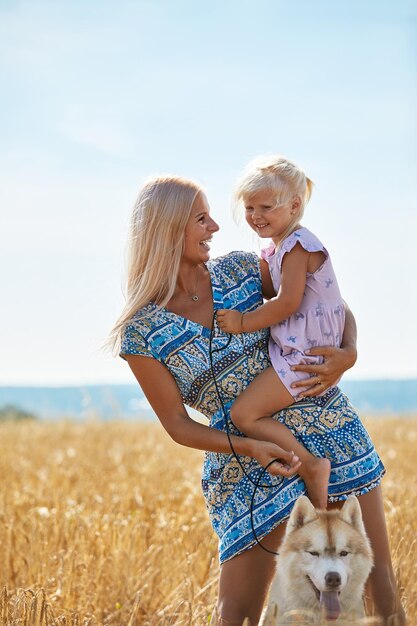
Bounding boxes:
[262,227,345,398]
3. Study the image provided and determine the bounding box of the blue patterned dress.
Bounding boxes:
[120,251,385,564]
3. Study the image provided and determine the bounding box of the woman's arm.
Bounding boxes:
[290,301,358,398]
[125,354,298,475]
[217,245,309,333]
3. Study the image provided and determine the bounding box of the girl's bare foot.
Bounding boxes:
[298,457,331,509]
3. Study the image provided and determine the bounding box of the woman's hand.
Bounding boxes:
[251,440,301,477]
[290,345,357,398]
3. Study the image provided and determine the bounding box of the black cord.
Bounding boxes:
[208,311,282,556]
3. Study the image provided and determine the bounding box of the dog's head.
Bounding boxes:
[280,496,373,621]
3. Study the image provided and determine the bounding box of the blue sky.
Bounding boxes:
[1,0,416,384]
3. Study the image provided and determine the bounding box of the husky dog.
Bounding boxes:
[260,496,373,624]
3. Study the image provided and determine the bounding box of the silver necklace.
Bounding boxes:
[188,269,200,302]
[176,268,201,302]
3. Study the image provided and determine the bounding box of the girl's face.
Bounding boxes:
[182,192,219,264]
[244,189,300,243]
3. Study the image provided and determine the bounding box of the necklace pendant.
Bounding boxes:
[192,295,199,302]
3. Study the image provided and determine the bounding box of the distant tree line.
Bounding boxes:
[0,404,38,421]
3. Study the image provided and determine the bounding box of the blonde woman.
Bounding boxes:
[108,175,404,625]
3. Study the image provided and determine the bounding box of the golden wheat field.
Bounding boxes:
[0,416,416,626]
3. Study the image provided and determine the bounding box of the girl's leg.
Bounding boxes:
[328,486,406,625]
[230,367,330,509]
[215,522,286,625]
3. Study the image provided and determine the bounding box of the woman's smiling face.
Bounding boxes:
[182,192,219,264]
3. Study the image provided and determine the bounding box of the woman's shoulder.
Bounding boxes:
[208,250,260,275]
[120,302,173,360]
[124,302,157,328]
[208,251,261,290]
[120,303,162,351]
[209,251,263,308]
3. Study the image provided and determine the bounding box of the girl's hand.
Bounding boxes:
[216,309,243,334]
[252,440,301,477]
[290,345,357,398]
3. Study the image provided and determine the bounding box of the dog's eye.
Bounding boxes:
[340,550,349,557]
[307,551,320,557]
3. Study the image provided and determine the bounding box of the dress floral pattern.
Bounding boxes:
[120,251,385,563]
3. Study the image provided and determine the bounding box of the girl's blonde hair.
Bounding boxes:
[234,154,314,243]
[107,175,203,355]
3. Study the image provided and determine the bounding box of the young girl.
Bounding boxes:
[217,155,346,509]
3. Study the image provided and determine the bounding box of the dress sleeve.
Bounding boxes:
[120,319,153,361]
[277,229,327,269]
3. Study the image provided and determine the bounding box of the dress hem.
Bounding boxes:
[218,471,385,564]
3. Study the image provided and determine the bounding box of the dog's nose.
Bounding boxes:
[325,571,342,588]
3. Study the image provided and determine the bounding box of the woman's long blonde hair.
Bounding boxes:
[234,154,314,246]
[107,175,202,355]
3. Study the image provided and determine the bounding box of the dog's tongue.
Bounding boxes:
[320,590,341,621]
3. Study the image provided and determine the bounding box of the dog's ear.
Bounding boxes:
[340,496,366,534]
[286,496,318,534]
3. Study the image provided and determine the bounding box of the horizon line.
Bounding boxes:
[1,377,416,389]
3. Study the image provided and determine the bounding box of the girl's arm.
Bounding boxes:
[217,244,309,333]
[125,354,299,476]
[291,300,358,398]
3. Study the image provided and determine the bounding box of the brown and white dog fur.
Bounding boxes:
[260,495,374,624]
